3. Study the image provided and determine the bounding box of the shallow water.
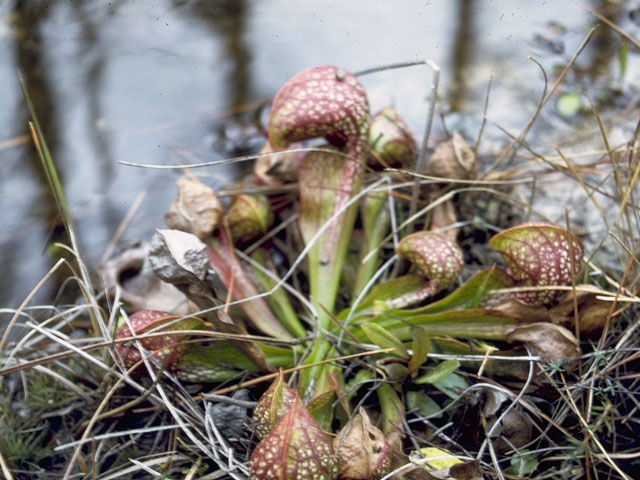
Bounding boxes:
[0,0,638,310]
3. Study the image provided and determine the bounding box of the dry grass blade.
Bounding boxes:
[584,4,640,50]
[487,26,598,173]
[555,372,633,480]
[0,258,65,363]
[0,449,14,480]
[21,97,102,336]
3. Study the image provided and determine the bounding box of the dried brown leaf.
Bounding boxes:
[428,132,476,180]
[165,176,222,240]
[97,242,189,314]
[550,286,615,333]
[506,322,581,372]
[481,388,531,453]
[490,296,551,323]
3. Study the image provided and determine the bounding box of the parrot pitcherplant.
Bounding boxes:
[115,310,194,375]
[225,194,274,245]
[387,231,464,309]
[489,222,583,306]
[250,393,338,480]
[268,65,370,159]
[368,106,417,169]
[252,370,297,439]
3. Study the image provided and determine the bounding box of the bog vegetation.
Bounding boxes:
[2,34,640,480]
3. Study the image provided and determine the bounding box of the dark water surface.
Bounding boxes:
[0,1,637,308]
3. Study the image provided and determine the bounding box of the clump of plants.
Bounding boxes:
[105,64,620,479]
[3,60,639,480]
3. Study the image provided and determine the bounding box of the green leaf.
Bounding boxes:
[358,308,517,343]
[508,450,539,476]
[250,248,306,338]
[361,323,409,359]
[408,326,430,376]
[298,148,362,397]
[340,274,427,317]
[377,383,405,434]
[619,39,628,78]
[557,92,582,117]
[174,342,295,383]
[299,149,362,330]
[415,359,460,384]
[432,372,469,400]
[305,389,336,431]
[259,344,297,369]
[384,267,513,318]
[354,189,390,295]
[174,343,259,382]
[406,391,442,418]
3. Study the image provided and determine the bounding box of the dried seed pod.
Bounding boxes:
[165,176,222,241]
[368,106,417,169]
[225,194,274,245]
[430,198,459,242]
[490,223,583,306]
[428,131,476,180]
[250,394,338,480]
[333,409,391,480]
[115,310,191,375]
[252,370,297,439]
[268,65,370,158]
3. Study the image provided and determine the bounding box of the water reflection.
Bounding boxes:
[9,1,61,307]
[449,0,475,113]
[583,1,622,80]
[184,0,251,110]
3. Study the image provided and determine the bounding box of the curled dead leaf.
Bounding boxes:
[367,106,417,169]
[165,176,222,240]
[225,194,274,245]
[481,388,532,453]
[550,287,615,334]
[490,296,551,324]
[428,132,476,180]
[506,322,581,372]
[334,409,391,480]
[97,241,189,314]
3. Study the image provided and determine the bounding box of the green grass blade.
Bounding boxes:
[18,72,102,337]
